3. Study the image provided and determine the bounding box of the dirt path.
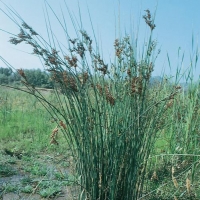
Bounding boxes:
[0,150,77,200]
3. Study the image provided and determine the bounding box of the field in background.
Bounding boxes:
[0,86,78,200]
[0,86,53,152]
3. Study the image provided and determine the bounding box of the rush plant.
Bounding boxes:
[0,4,183,200]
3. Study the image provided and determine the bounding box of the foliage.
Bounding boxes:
[0,67,53,88]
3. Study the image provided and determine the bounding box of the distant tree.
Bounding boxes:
[0,67,53,88]
[0,67,13,76]
[0,74,9,84]
[24,69,53,88]
[0,67,13,84]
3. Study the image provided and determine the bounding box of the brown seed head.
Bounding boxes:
[96,84,103,95]
[172,166,175,176]
[172,176,178,188]
[79,72,89,84]
[151,171,158,181]
[105,87,115,106]
[50,126,59,145]
[127,69,131,77]
[186,177,191,194]
[64,55,78,68]
[143,9,156,30]
[60,120,66,129]
[50,138,59,145]
[17,69,27,80]
[97,65,107,75]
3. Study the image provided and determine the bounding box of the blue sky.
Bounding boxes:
[0,0,199,80]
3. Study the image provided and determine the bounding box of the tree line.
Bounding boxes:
[0,67,53,88]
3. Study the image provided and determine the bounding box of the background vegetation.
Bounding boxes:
[0,67,53,88]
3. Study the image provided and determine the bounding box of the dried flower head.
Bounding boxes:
[9,37,23,45]
[17,69,27,80]
[22,22,38,36]
[172,166,175,175]
[48,56,57,65]
[51,126,58,137]
[62,71,78,92]
[174,85,182,90]
[172,176,178,188]
[105,87,115,106]
[76,42,85,58]
[186,177,191,194]
[32,47,42,56]
[50,126,59,145]
[52,48,59,55]
[151,171,158,181]
[114,38,124,58]
[79,72,89,84]
[60,120,66,129]
[130,77,143,95]
[22,22,31,30]
[143,9,156,30]
[93,54,108,75]
[69,38,78,45]
[80,30,93,53]
[127,69,131,77]
[96,84,103,95]
[114,39,119,47]
[64,55,78,68]
[165,99,174,109]
[97,65,108,75]
[147,41,157,56]
[174,196,178,200]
